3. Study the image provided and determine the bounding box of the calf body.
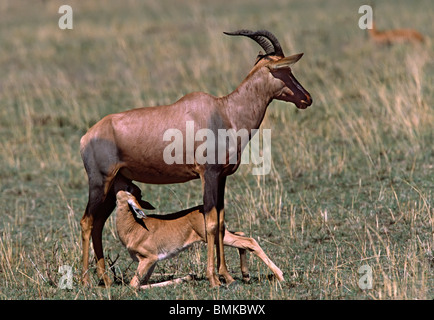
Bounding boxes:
[115,191,284,287]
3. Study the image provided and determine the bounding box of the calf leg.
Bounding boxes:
[130,258,157,288]
[232,232,250,282]
[223,230,284,282]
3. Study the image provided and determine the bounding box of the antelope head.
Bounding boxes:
[116,191,148,219]
[224,29,312,109]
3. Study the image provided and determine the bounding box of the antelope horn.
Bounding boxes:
[223,29,284,57]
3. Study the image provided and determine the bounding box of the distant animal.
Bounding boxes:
[115,191,284,288]
[368,22,424,44]
[79,29,311,287]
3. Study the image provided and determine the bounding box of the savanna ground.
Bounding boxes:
[0,0,433,300]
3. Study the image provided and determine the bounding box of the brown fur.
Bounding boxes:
[369,22,424,44]
[115,191,284,288]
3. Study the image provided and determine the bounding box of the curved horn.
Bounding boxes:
[223,29,284,57]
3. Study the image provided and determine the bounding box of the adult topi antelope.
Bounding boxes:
[80,29,312,287]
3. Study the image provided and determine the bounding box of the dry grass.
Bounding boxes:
[0,0,433,299]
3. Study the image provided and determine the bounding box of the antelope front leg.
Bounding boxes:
[217,207,235,285]
[204,207,220,287]
[203,172,234,287]
[216,176,235,285]
[232,232,250,282]
[202,170,220,287]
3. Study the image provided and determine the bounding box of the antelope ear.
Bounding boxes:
[127,199,147,219]
[268,53,304,70]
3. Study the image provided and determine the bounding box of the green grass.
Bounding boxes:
[0,0,433,299]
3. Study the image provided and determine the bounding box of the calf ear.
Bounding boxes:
[268,53,304,69]
[127,199,147,219]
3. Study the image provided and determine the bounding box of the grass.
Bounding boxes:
[0,0,433,299]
